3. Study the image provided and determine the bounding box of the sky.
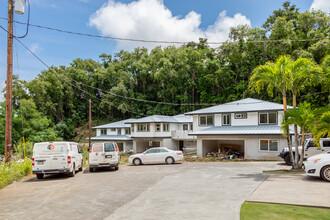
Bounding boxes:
[0,0,329,98]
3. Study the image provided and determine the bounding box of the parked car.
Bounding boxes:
[279,138,330,165]
[32,142,83,179]
[304,152,330,182]
[128,147,183,165]
[89,142,120,172]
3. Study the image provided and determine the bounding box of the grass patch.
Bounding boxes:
[119,153,131,165]
[263,169,304,174]
[0,158,32,189]
[241,202,330,220]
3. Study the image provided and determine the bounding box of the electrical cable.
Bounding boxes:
[0,25,326,112]
[12,0,30,38]
[0,17,328,45]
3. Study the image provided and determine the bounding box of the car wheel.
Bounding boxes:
[166,157,175,164]
[133,158,142,166]
[79,160,83,171]
[36,174,44,179]
[284,154,292,166]
[69,164,75,177]
[320,165,330,182]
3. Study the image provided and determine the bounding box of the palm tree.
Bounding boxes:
[314,111,330,144]
[282,102,316,168]
[249,55,294,165]
[286,58,322,167]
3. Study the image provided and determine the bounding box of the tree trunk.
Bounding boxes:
[299,130,305,168]
[292,93,299,169]
[283,94,294,169]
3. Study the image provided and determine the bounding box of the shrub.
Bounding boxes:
[0,158,32,189]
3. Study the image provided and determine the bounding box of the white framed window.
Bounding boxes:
[117,128,121,135]
[131,124,134,132]
[156,123,161,132]
[222,114,231,126]
[259,112,277,124]
[125,128,131,135]
[234,112,247,119]
[259,139,278,151]
[190,124,193,130]
[101,129,107,135]
[163,123,169,132]
[199,115,213,126]
[110,128,116,132]
[137,123,150,132]
[183,124,189,130]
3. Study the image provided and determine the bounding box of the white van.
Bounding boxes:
[32,142,83,179]
[89,142,120,172]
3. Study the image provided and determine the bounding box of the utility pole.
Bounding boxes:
[89,99,91,148]
[5,0,14,163]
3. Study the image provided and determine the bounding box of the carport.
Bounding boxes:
[135,140,161,153]
[202,139,244,157]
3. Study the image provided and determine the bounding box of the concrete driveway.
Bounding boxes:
[0,162,279,220]
[247,174,330,208]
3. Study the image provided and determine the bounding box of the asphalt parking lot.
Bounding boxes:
[0,162,280,220]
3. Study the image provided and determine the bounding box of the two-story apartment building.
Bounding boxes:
[92,119,133,152]
[124,114,196,153]
[185,98,294,160]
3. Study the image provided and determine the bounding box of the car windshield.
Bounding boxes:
[104,143,115,152]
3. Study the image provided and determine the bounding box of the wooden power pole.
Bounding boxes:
[89,99,91,148]
[5,0,14,163]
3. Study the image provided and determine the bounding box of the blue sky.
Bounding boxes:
[0,0,328,94]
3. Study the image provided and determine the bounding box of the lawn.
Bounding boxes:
[241,202,330,220]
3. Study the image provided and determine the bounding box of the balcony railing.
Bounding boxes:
[171,130,196,140]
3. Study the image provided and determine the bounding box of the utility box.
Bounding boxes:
[15,0,25,15]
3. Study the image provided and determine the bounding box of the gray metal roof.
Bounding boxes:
[190,125,293,136]
[90,135,132,141]
[124,114,193,124]
[93,119,132,129]
[185,98,292,115]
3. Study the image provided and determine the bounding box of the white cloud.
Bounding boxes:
[29,43,41,54]
[310,0,330,13]
[89,0,251,49]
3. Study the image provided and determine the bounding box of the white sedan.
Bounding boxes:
[304,152,330,182]
[128,147,183,165]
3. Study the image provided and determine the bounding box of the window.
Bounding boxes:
[199,115,214,126]
[117,129,121,135]
[235,112,247,119]
[137,123,150,132]
[190,124,193,130]
[125,128,131,135]
[146,149,160,154]
[323,141,330,147]
[110,128,116,132]
[131,124,134,132]
[101,129,107,135]
[163,123,169,132]
[183,124,189,130]
[104,143,115,152]
[259,112,277,124]
[156,123,161,132]
[159,148,168,153]
[259,139,278,151]
[222,114,231,126]
[92,143,103,152]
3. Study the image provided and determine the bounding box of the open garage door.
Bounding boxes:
[202,140,244,158]
[136,140,161,153]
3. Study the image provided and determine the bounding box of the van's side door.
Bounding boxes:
[305,140,322,157]
[321,140,330,153]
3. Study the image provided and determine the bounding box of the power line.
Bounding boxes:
[0,17,329,45]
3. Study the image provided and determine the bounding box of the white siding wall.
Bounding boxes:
[231,112,258,126]
[131,123,176,138]
[161,138,177,150]
[214,114,221,126]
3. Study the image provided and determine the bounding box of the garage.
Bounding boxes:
[135,140,161,153]
[202,139,244,157]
